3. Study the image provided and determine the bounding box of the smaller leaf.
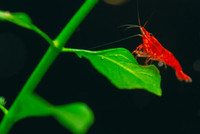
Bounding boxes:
[0,97,8,114]
[0,97,6,106]
[0,10,53,46]
[15,94,94,134]
[54,103,94,133]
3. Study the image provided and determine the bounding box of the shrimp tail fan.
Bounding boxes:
[175,70,192,83]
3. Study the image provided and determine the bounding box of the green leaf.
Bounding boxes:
[0,97,6,106]
[0,10,53,46]
[15,94,94,134]
[63,48,162,96]
[0,97,8,115]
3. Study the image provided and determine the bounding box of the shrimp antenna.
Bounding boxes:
[119,24,140,31]
[143,11,155,27]
[136,0,155,27]
[137,0,141,26]
[89,34,140,50]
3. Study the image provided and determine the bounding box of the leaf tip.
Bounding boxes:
[153,88,162,96]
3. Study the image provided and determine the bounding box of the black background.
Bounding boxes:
[0,0,200,133]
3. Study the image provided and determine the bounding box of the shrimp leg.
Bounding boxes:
[132,44,144,54]
[145,57,152,65]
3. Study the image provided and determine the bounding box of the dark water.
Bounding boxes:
[0,0,200,133]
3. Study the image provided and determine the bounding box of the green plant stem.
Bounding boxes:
[0,0,98,133]
[54,0,98,49]
[62,47,115,54]
[0,105,8,115]
[63,47,97,53]
[0,46,60,134]
[34,26,55,47]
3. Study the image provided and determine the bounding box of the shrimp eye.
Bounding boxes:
[150,33,153,36]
